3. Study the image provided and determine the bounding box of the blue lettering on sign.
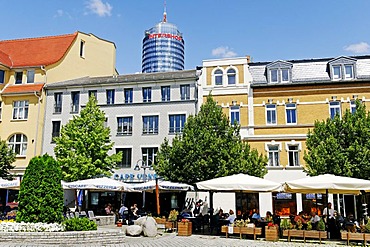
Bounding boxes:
[113,173,157,181]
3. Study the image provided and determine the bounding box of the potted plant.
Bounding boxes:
[265,222,279,241]
[178,218,192,236]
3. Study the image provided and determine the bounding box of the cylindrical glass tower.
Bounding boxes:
[142,13,185,73]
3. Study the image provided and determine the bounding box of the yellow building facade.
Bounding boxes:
[0,31,116,174]
[200,55,370,215]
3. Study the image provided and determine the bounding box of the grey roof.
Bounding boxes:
[249,55,370,86]
[45,69,198,89]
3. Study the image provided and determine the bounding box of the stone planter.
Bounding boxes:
[265,226,279,241]
[177,221,192,236]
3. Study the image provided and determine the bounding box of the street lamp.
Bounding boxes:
[134,158,153,210]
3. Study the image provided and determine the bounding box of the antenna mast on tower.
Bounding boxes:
[163,0,167,22]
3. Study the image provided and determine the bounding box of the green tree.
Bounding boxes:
[17,154,64,223]
[154,95,267,184]
[304,100,370,179]
[54,96,121,182]
[0,139,16,179]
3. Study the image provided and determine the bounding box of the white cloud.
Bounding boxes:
[85,0,112,17]
[54,9,64,17]
[344,42,370,54]
[211,46,237,58]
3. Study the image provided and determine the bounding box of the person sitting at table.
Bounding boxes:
[105,203,114,215]
[130,203,139,219]
[343,213,360,233]
[310,211,321,230]
[294,211,308,230]
[226,209,236,225]
[251,209,261,222]
[272,210,281,226]
[264,211,273,222]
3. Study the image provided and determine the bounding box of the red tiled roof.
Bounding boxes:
[0,33,77,68]
[2,83,45,95]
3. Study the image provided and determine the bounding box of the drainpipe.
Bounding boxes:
[33,66,46,156]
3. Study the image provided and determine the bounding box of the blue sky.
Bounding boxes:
[2,0,370,74]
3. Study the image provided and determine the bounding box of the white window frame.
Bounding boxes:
[106,89,115,105]
[227,68,236,85]
[180,84,190,100]
[332,65,341,80]
[266,104,277,125]
[169,114,186,134]
[285,103,297,125]
[329,101,341,119]
[265,141,282,167]
[281,69,290,82]
[8,133,27,156]
[15,71,23,84]
[212,67,224,86]
[230,106,240,125]
[12,100,29,120]
[26,70,35,83]
[270,69,278,83]
[285,141,301,167]
[344,64,354,79]
[117,116,133,135]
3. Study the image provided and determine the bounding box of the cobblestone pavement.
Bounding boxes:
[0,232,347,247]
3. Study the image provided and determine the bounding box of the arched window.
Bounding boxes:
[227,68,236,85]
[214,69,223,86]
[8,134,27,156]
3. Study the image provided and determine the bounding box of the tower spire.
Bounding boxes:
[163,0,167,22]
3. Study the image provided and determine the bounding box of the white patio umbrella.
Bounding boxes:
[62,177,130,191]
[0,178,20,190]
[196,173,282,192]
[283,174,370,194]
[128,180,194,192]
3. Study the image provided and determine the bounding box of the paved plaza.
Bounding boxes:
[0,230,348,247]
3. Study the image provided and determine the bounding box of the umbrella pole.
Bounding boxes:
[210,191,214,213]
[156,177,160,216]
[326,189,329,239]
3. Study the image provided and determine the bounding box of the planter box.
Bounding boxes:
[265,226,279,241]
[165,221,176,231]
[283,230,327,243]
[341,231,370,245]
[155,218,166,224]
[178,222,192,236]
[221,226,262,240]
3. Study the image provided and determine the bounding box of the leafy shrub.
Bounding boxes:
[365,219,370,233]
[317,219,326,231]
[280,218,292,230]
[63,218,97,231]
[306,221,312,230]
[17,154,64,223]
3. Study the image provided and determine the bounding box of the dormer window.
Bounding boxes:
[266,61,293,83]
[328,56,356,81]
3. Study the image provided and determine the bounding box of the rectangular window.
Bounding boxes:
[124,88,133,104]
[169,114,186,133]
[350,100,358,114]
[88,90,97,99]
[80,40,85,57]
[142,115,159,134]
[106,89,115,104]
[180,84,190,100]
[15,72,22,84]
[286,103,297,124]
[268,145,279,166]
[0,101,2,120]
[71,91,80,113]
[54,93,62,113]
[333,65,341,79]
[141,147,158,166]
[117,117,133,135]
[51,121,61,142]
[26,70,35,83]
[270,69,278,82]
[288,145,299,166]
[12,100,29,120]
[281,69,289,82]
[230,106,240,125]
[0,70,5,84]
[142,87,152,103]
[329,101,341,119]
[345,65,354,79]
[116,148,132,168]
[161,86,171,102]
[266,104,277,125]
